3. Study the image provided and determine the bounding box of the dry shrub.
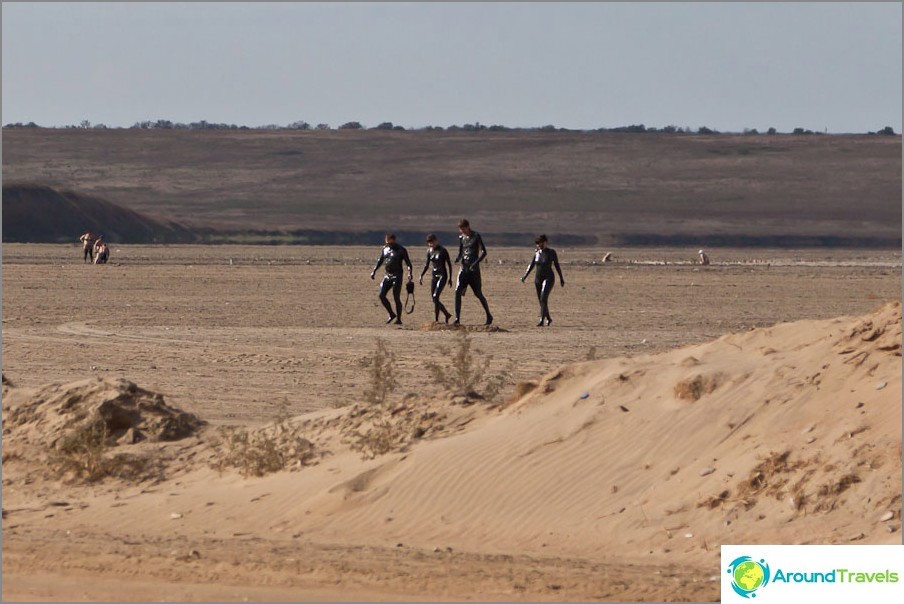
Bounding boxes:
[347,417,411,458]
[697,489,731,509]
[363,338,398,405]
[674,373,723,401]
[425,330,513,402]
[817,473,861,497]
[342,398,447,460]
[48,422,155,483]
[736,450,804,498]
[811,474,862,513]
[211,402,317,477]
[513,380,539,399]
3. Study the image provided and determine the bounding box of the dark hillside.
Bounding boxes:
[2,129,900,247]
[2,184,196,243]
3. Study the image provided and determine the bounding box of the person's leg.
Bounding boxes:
[470,272,492,325]
[534,280,545,326]
[454,271,466,324]
[431,274,440,321]
[539,278,555,325]
[379,277,396,322]
[433,274,451,322]
[391,277,403,323]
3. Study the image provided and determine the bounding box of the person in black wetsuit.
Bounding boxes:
[419,233,453,323]
[521,234,565,326]
[453,219,493,326]
[370,233,413,325]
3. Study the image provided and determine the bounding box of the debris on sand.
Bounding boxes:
[2,377,204,450]
[2,377,204,483]
[418,322,508,333]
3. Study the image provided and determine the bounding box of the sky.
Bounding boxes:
[1,2,901,133]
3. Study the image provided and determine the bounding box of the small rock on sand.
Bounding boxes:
[699,467,715,477]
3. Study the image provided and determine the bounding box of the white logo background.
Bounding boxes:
[722,545,904,603]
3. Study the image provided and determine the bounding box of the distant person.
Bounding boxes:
[697,249,710,265]
[79,231,98,263]
[521,234,565,326]
[94,238,110,264]
[370,233,413,324]
[419,233,453,323]
[453,219,493,326]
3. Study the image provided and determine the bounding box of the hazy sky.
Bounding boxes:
[2,2,901,133]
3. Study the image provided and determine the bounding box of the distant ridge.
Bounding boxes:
[2,184,196,243]
[3,182,899,249]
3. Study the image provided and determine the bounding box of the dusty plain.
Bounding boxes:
[1,243,901,602]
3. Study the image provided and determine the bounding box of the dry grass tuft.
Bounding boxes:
[425,330,514,402]
[211,401,318,477]
[673,373,723,401]
[47,422,157,483]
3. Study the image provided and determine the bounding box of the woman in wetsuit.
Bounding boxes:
[454,219,493,326]
[419,233,453,323]
[521,234,565,326]
[370,233,413,325]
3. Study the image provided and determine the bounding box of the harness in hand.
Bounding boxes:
[404,278,415,314]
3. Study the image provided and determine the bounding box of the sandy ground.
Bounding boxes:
[1,244,902,602]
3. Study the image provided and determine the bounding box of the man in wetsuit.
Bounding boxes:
[521,234,565,326]
[419,233,453,323]
[370,233,413,325]
[453,219,493,326]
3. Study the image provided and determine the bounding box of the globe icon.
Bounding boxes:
[733,560,765,592]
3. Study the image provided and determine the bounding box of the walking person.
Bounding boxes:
[419,233,453,323]
[453,219,493,326]
[521,234,565,326]
[79,231,97,263]
[370,233,413,325]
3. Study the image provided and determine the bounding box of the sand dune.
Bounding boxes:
[276,301,902,562]
[2,302,901,601]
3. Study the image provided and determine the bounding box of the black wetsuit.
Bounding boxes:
[454,231,492,324]
[523,247,564,326]
[421,245,452,322]
[372,242,412,323]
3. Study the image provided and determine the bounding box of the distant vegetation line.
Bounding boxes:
[3,120,898,136]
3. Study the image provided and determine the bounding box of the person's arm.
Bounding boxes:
[419,251,430,284]
[475,233,488,267]
[444,249,453,283]
[521,253,536,282]
[370,249,384,279]
[403,248,413,280]
[454,238,462,264]
[552,249,565,286]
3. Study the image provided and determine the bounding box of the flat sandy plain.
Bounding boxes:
[3,244,900,423]
[1,243,902,602]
